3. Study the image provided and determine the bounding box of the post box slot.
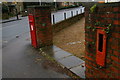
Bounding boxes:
[98,33,103,52]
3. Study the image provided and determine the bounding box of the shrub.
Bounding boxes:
[2,4,8,13]
[2,13,9,19]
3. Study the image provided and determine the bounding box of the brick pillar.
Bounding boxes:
[27,6,53,48]
[85,3,120,79]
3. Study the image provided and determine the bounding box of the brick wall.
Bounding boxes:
[85,3,120,79]
[27,6,53,48]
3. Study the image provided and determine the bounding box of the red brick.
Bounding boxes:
[86,63,109,78]
[84,42,87,45]
[110,67,119,74]
[108,49,113,54]
[105,7,113,12]
[101,15,106,18]
[85,38,93,42]
[86,60,97,68]
[110,72,120,79]
[118,14,120,18]
[93,68,109,78]
[106,58,112,64]
[111,56,120,63]
[98,72,109,78]
[85,55,94,62]
[85,33,89,37]
[101,19,106,23]
[115,27,120,32]
[85,60,89,64]
[112,61,120,69]
[86,72,94,78]
[114,13,120,18]
[86,64,109,78]
[107,14,115,18]
[86,64,93,69]
[85,13,89,16]
[110,69,120,79]
[106,19,113,23]
[113,7,120,12]
[111,44,119,51]
[115,75,120,79]
[108,38,113,43]
[113,50,120,56]
[85,51,95,58]
[90,62,97,68]
[114,20,120,25]
[89,34,95,38]
[110,39,120,50]
[101,68,111,73]
[85,24,90,26]
[112,33,120,39]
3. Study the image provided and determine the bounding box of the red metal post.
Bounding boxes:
[28,14,37,48]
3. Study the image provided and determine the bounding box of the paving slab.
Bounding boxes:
[70,63,85,78]
[58,56,84,69]
[52,46,63,52]
[42,45,86,78]
[42,45,63,53]
[54,50,72,60]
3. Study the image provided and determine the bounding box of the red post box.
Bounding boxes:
[28,14,37,48]
[96,28,107,67]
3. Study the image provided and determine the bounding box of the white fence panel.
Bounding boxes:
[66,11,71,19]
[55,12,64,24]
[51,6,85,24]
[73,10,76,16]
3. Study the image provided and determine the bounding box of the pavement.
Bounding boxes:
[2,16,69,78]
[42,46,86,79]
[2,33,69,78]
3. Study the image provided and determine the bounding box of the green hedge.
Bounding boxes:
[2,4,9,13]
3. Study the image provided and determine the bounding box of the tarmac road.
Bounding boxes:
[2,16,69,78]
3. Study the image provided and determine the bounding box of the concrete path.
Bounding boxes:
[42,45,85,78]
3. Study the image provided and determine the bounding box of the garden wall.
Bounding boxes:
[52,13,84,33]
[85,3,120,79]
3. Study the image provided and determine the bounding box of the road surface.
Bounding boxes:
[2,16,69,78]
